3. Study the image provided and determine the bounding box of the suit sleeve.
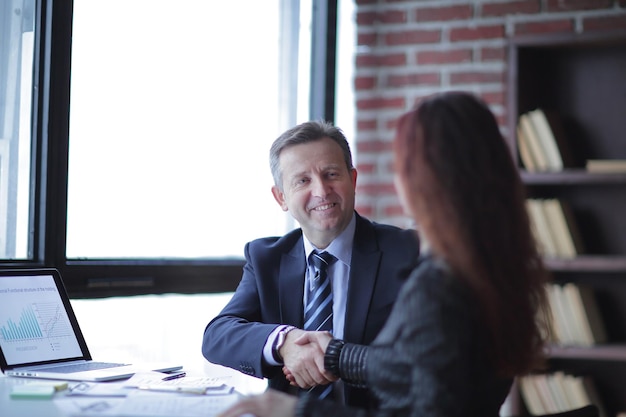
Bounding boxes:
[202,241,281,379]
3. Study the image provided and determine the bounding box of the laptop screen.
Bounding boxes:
[0,270,86,368]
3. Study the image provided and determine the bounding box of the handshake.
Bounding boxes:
[279,329,337,389]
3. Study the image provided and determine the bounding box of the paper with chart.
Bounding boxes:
[55,391,241,417]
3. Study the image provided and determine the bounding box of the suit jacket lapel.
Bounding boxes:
[279,236,306,328]
[344,215,381,344]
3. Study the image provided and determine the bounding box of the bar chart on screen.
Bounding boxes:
[0,303,70,342]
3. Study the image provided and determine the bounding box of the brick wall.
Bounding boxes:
[352,0,626,228]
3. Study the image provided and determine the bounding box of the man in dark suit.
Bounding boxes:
[202,121,419,408]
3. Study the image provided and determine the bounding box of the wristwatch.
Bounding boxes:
[272,325,296,363]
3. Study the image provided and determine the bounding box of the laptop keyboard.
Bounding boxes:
[49,362,129,373]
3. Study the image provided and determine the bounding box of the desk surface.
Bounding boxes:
[1,362,266,417]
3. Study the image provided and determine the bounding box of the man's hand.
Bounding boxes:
[293,330,333,352]
[280,329,336,388]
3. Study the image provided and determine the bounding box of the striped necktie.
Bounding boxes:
[304,250,336,400]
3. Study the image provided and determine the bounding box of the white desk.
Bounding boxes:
[1,362,266,417]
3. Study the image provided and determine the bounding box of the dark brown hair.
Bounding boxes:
[393,91,549,376]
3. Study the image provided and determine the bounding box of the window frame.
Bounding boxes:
[0,0,339,298]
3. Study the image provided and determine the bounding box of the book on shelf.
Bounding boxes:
[526,199,559,257]
[546,283,578,345]
[519,373,606,417]
[586,159,626,173]
[546,372,572,412]
[559,373,590,409]
[581,377,608,417]
[517,124,538,171]
[519,376,549,415]
[518,109,575,172]
[527,109,564,171]
[563,283,608,345]
[526,199,583,258]
[518,113,549,171]
[542,199,584,258]
[546,283,607,346]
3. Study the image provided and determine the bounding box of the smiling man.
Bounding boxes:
[201,121,420,409]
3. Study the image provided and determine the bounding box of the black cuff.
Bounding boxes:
[324,338,345,378]
[338,343,368,387]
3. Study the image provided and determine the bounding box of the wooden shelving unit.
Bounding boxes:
[507,30,626,416]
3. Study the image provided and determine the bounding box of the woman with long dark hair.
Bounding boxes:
[218,91,550,417]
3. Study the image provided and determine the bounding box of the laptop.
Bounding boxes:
[0,268,182,381]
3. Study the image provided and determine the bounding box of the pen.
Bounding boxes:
[162,371,186,381]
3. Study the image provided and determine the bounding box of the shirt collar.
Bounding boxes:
[303,213,356,267]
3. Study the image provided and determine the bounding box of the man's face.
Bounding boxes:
[271,137,357,249]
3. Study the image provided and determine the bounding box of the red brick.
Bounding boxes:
[356,119,378,131]
[415,5,473,22]
[355,162,376,174]
[449,25,505,42]
[450,71,504,85]
[357,32,378,47]
[357,11,378,26]
[356,140,392,153]
[386,117,401,131]
[412,93,438,107]
[357,10,407,25]
[355,0,377,5]
[356,53,407,68]
[583,15,626,31]
[481,46,506,61]
[514,19,574,35]
[355,76,377,91]
[481,0,540,17]
[357,96,406,111]
[546,0,612,12]
[387,72,440,88]
[354,204,373,217]
[357,183,397,195]
[382,9,408,24]
[385,29,441,46]
[384,204,406,217]
[480,91,506,107]
[416,49,473,65]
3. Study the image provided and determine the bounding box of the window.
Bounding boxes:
[0,0,345,296]
[0,0,35,260]
[67,0,312,259]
